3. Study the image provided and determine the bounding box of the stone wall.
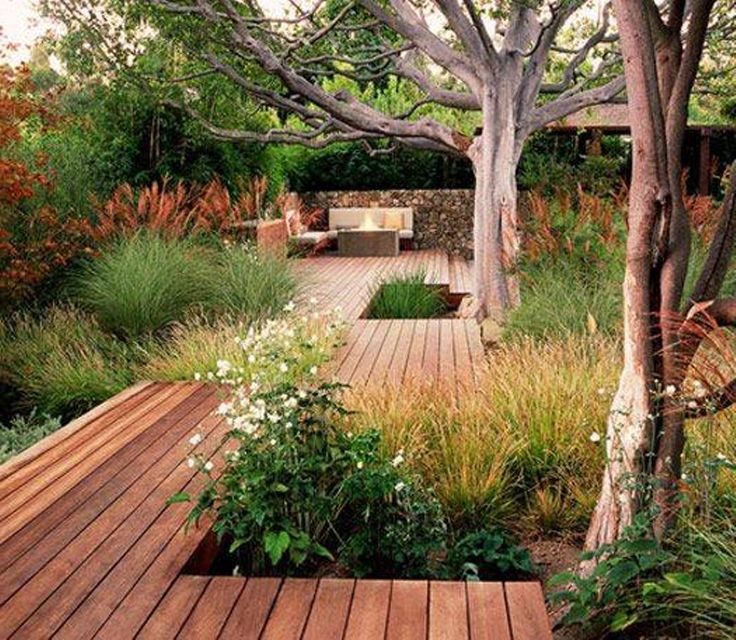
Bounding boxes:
[299,189,474,258]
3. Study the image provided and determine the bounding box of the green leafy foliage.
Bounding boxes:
[446,529,535,581]
[549,514,672,632]
[368,271,448,319]
[185,381,446,577]
[0,410,62,463]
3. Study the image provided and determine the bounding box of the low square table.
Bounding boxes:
[337,228,399,257]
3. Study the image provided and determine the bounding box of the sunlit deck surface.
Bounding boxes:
[0,252,553,639]
[295,250,485,388]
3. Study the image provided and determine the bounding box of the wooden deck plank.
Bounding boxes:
[386,580,428,640]
[386,320,416,386]
[349,321,392,385]
[370,320,404,385]
[260,578,318,640]
[403,319,428,385]
[219,577,282,640]
[344,580,392,640]
[137,576,210,640]
[429,581,469,640]
[335,320,380,383]
[2,401,221,638]
[422,321,441,383]
[467,582,511,640]
[0,388,212,580]
[0,381,155,485]
[302,578,355,640]
[504,582,552,640]
[438,320,456,384]
[0,382,168,503]
[177,576,245,640]
[0,384,196,543]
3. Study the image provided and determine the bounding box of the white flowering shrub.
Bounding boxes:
[176,377,446,577]
[195,300,345,389]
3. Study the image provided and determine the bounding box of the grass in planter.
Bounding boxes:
[73,233,212,339]
[367,270,448,319]
[0,306,133,418]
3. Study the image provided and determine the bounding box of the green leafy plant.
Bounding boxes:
[368,270,448,319]
[0,410,62,463]
[73,233,213,338]
[178,378,444,577]
[447,529,535,581]
[549,513,672,632]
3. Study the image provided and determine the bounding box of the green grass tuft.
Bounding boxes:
[368,270,448,319]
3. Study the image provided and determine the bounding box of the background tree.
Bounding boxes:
[42,0,625,320]
[585,0,736,554]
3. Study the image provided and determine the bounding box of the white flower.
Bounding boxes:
[309,366,318,376]
[269,438,277,446]
[217,402,233,416]
[189,433,203,446]
[391,451,405,467]
[283,301,296,313]
[267,412,281,424]
[297,390,307,399]
[665,384,676,396]
[356,461,364,470]
[394,481,406,492]
[596,387,606,396]
[247,354,256,364]
[186,457,196,468]
[687,400,698,410]
[203,461,214,472]
[193,372,201,381]
[309,297,318,305]
[681,473,688,481]
[589,432,601,443]
[216,359,232,375]
[279,363,289,373]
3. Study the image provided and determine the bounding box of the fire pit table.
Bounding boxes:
[337,228,399,257]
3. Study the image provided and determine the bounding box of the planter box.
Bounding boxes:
[231,219,288,254]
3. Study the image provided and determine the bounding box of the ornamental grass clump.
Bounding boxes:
[144,300,346,384]
[73,233,212,339]
[0,306,132,418]
[367,270,448,319]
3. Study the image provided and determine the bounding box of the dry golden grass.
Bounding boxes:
[347,335,621,538]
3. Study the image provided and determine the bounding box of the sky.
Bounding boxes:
[1,0,56,64]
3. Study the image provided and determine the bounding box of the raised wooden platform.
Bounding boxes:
[0,383,552,639]
[295,250,485,387]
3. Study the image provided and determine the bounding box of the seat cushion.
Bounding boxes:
[384,211,404,231]
[297,230,329,244]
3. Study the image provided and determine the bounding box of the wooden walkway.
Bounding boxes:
[295,250,485,387]
[0,382,552,639]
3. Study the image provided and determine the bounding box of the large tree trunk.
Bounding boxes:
[469,84,521,321]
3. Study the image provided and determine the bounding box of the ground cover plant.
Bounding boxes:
[367,270,448,319]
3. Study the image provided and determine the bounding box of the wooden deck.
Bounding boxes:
[295,250,485,387]
[0,383,551,639]
[0,251,553,639]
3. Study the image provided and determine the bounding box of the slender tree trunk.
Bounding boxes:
[469,84,521,320]
[585,0,669,553]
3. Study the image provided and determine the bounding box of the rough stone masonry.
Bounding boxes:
[299,189,475,259]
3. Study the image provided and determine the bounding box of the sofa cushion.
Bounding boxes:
[383,211,404,230]
[296,230,329,244]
